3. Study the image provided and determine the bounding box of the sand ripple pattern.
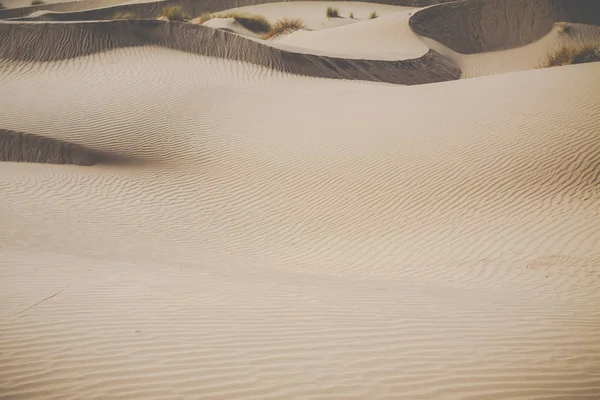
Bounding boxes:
[1,47,599,398]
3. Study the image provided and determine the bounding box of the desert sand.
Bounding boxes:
[1,0,600,399]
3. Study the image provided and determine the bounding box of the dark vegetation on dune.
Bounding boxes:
[326,7,339,18]
[0,129,99,166]
[112,11,136,19]
[541,44,600,68]
[159,5,190,21]
[262,17,305,39]
[196,12,272,33]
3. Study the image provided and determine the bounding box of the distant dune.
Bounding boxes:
[0,20,460,84]
[410,0,600,53]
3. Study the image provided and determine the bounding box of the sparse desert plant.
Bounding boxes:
[369,11,378,19]
[112,11,136,19]
[557,23,573,36]
[262,17,305,39]
[540,44,600,68]
[326,6,339,18]
[349,12,354,19]
[159,6,190,21]
[31,0,44,5]
[196,12,271,33]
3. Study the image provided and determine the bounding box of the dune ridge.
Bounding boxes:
[0,0,454,19]
[409,0,600,54]
[0,20,460,84]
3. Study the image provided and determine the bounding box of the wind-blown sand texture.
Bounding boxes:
[1,0,600,399]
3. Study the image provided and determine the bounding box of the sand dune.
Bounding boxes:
[273,9,428,60]
[0,20,460,84]
[410,0,600,53]
[1,0,600,399]
[422,22,600,78]
[1,45,600,398]
[0,0,453,21]
[218,1,413,30]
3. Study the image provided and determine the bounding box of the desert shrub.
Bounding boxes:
[262,17,305,39]
[196,12,271,33]
[159,6,190,21]
[31,0,44,5]
[349,12,354,19]
[369,11,378,19]
[112,11,136,19]
[541,44,600,68]
[326,6,339,18]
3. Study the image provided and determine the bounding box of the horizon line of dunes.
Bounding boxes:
[0,0,455,20]
[1,129,99,165]
[0,20,461,85]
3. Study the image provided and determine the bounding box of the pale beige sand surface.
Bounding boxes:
[219,1,412,30]
[272,9,428,60]
[1,45,600,398]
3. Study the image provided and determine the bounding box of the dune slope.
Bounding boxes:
[0,20,460,84]
[1,45,599,399]
[409,0,600,54]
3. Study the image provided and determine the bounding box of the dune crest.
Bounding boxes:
[409,0,600,54]
[0,20,460,84]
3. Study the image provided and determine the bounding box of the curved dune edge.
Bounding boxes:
[0,129,100,165]
[409,0,600,54]
[0,0,455,20]
[0,20,461,84]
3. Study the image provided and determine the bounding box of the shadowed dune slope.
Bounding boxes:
[0,21,461,84]
[0,0,455,20]
[409,0,600,54]
[0,129,99,165]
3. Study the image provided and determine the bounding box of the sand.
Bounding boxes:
[1,0,600,399]
[272,9,428,60]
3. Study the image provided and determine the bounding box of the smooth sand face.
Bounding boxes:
[1,44,600,398]
[272,10,428,60]
[222,1,412,30]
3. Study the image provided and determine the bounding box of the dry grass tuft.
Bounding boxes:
[326,6,339,18]
[112,11,136,19]
[159,6,190,21]
[369,11,378,19]
[262,17,305,39]
[540,44,600,68]
[349,12,354,19]
[31,0,44,5]
[196,12,271,33]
